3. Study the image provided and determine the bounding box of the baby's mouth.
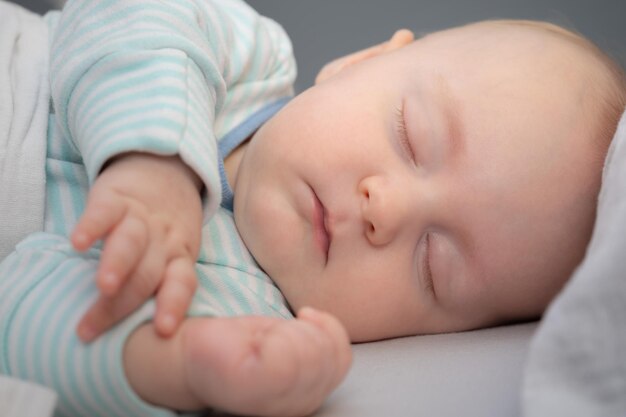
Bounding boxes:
[311,187,331,263]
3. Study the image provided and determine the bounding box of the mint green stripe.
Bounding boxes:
[219,215,248,272]
[73,57,187,110]
[51,0,120,65]
[13,254,73,381]
[225,268,254,314]
[37,262,96,416]
[53,2,201,71]
[3,252,66,375]
[73,62,187,127]
[85,102,188,143]
[91,117,184,151]
[65,303,115,416]
[45,162,67,235]
[51,0,128,74]
[62,162,88,229]
[195,269,236,316]
[55,28,220,138]
[57,266,124,417]
[86,132,180,181]
[93,329,128,417]
[54,9,206,77]
[0,252,45,373]
[78,84,187,129]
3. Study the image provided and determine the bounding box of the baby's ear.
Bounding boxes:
[315,29,414,84]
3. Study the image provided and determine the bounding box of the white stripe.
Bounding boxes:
[72,59,187,132]
[52,272,101,416]
[89,334,128,417]
[2,252,53,358]
[77,80,188,139]
[52,2,173,72]
[13,260,94,416]
[53,5,215,77]
[86,106,186,149]
[49,1,106,57]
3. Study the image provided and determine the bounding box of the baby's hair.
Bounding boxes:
[489,20,626,158]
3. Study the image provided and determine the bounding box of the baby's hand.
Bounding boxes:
[73,153,204,342]
[182,309,352,417]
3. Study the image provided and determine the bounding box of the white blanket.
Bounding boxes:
[0,1,49,260]
[523,110,626,416]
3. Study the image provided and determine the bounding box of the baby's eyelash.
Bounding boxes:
[422,233,435,296]
[395,105,415,162]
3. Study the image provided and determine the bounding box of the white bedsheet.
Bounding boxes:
[0,1,49,260]
[523,110,626,416]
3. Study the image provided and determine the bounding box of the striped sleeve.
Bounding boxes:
[49,0,234,220]
[208,0,296,140]
[0,234,180,417]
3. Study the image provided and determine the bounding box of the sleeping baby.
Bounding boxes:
[0,0,624,416]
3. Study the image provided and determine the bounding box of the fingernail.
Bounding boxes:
[298,306,318,318]
[102,273,118,291]
[78,324,96,342]
[159,314,176,333]
[72,232,88,249]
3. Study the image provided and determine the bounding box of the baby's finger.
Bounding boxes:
[77,247,163,342]
[72,195,126,251]
[97,215,148,296]
[76,291,144,342]
[154,257,198,337]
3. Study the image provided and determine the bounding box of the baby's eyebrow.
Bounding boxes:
[436,74,465,158]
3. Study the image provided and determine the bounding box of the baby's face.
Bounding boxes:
[233,22,603,341]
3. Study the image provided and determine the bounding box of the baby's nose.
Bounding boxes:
[358,176,405,246]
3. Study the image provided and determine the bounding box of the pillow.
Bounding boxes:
[316,322,537,417]
[522,110,626,417]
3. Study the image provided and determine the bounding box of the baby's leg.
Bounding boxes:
[124,311,352,417]
[0,233,175,417]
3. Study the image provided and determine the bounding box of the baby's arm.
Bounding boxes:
[73,153,204,342]
[124,309,352,417]
[50,0,295,343]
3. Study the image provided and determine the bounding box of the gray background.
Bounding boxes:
[10,0,626,92]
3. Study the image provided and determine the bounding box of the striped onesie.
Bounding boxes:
[0,0,296,416]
